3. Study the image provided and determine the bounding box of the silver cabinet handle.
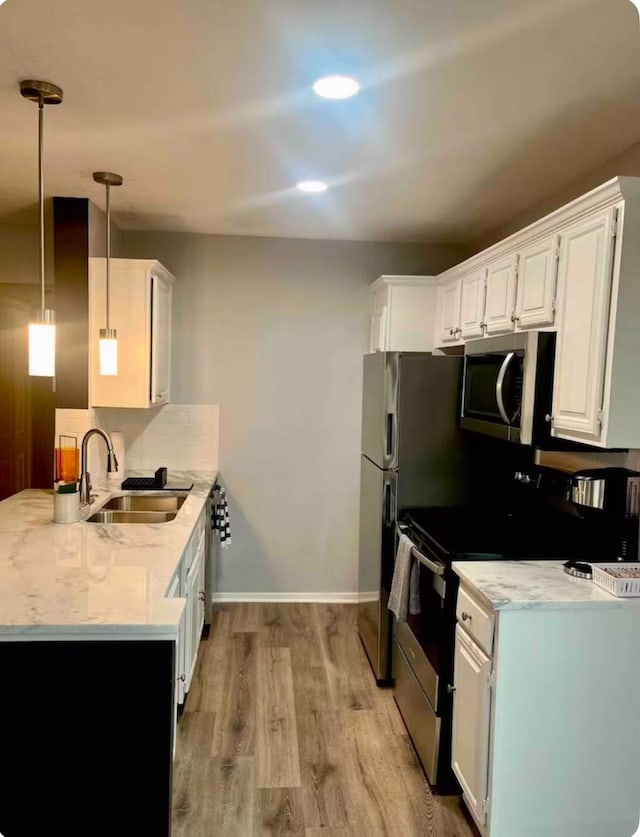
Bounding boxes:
[198,591,206,602]
[461,611,472,622]
[178,673,186,682]
[545,414,554,424]
[447,684,456,694]
[496,351,515,425]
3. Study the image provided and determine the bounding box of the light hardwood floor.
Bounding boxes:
[172,603,479,837]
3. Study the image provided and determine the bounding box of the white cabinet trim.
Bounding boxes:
[438,177,638,284]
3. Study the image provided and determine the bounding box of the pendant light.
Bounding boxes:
[20,80,63,377]
[93,171,123,376]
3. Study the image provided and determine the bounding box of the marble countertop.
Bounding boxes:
[453,559,640,611]
[0,471,217,639]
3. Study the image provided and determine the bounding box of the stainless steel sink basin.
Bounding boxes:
[100,494,187,513]
[86,510,177,524]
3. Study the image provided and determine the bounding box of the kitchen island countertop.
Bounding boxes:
[0,471,217,640]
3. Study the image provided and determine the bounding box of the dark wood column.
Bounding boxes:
[53,197,90,409]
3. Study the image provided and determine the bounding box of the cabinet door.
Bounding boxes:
[370,307,387,353]
[551,208,617,443]
[184,539,206,693]
[151,274,172,405]
[437,277,462,344]
[167,572,187,707]
[485,256,518,335]
[460,270,487,339]
[451,624,492,827]
[515,235,559,329]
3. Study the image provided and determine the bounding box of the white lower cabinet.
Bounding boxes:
[184,536,206,687]
[451,578,640,837]
[451,624,491,826]
[167,508,207,709]
[167,571,187,707]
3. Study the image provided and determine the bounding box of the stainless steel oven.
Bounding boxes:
[461,331,555,445]
[393,524,452,787]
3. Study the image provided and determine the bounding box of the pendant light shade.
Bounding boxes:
[93,171,123,376]
[20,80,63,377]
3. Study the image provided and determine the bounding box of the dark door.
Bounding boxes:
[0,293,31,500]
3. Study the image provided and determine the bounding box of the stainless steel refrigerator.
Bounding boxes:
[357,352,467,683]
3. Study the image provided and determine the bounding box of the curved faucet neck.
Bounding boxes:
[79,428,118,505]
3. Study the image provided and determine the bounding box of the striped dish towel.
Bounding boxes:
[213,485,232,549]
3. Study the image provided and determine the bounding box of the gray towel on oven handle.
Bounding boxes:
[388,534,421,623]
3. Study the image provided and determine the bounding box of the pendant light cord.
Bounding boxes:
[105,181,111,330]
[38,96,45,312]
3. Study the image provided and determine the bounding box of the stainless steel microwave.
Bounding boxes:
[461,331,555,445]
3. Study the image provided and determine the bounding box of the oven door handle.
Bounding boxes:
[496,351,515,425]
[410,545,446,577]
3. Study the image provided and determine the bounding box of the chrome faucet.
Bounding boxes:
[79,428,119,505]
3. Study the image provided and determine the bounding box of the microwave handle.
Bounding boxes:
[496,351,515,425]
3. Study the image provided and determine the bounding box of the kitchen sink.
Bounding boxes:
[99,494,187,513]
[86,510,177,524]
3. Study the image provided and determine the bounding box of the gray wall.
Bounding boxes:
[474,141,640,251]
[121,231,466,595]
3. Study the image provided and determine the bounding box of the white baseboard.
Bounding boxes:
[212,591,378,604]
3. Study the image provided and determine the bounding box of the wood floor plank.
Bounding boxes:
[255,787,305,836]
[256,646,302,788]
[292,663,333,717]
[314,604,374,711]
[305,829,355,836]
[296,710,349,829]
[173,755,254,836]
[211,632,257,757]
[230,602,263,634]
[184,628,236,712]
[174,710,216,760]
[338,708,442,836]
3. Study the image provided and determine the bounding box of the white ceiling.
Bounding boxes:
[0,0,639,242]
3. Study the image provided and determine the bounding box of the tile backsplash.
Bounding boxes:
[55,404,220,484]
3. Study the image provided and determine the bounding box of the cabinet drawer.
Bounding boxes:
[456,586,495,656]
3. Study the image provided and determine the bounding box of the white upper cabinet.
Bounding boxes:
[151,274,172,405]
[90,258,175,408]
[551,208,617,444]
[459,270,486,340]
[514,235,559,329]
[429,177,640,449]
[368,276,437,353]
[484,255,518,335]
[435,275,463,346]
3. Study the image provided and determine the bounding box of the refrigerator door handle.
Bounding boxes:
[384,481,392,526]
[386,412,394,458]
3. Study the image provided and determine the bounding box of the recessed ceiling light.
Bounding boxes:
[313,75,360,100]
[297,180,328,193]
